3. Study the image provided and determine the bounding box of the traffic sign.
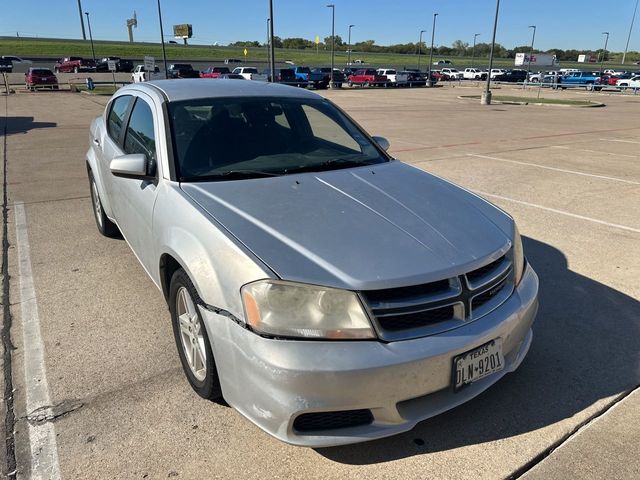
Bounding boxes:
[107,60,117,72]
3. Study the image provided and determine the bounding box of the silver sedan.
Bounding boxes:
[86,79,538,447]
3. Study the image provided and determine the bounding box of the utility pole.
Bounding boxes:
[157,0,169,79]
[622,0,639,64]
[77,0,86,40]
[482,0,501,105]
[471,33,480,68]
[418,30,426,70]
[348,24,355,66]
[269,0,276,86]
[327,4,335,88]
[427,13,438,87]
[84,12,96,62]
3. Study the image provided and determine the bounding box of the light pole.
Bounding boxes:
[427,13,438,87]
[268,0,276,85]
[482,0,501,105]
[348,24,355,66]
[156,0,169,79]
[84,12,96,63]
[471,33,480,68]
[599,31,609,77]
[622,0,639,64]
[525,25,536,88]
[418,29,426,70]
[77,0,86,40]
[327,4,335,88]
[267,18,271,80]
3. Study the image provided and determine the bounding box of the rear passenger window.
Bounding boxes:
[107,95,132,142]
[124,99,156,161]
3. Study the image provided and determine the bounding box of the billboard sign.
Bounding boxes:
[515,52,558,67]
[173,24,193,39]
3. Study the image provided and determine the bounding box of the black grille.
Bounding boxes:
[466,256,506,284]
[363,279,450,305]
[377,305,455,331]
[293,409,373,432]
[472,279,507,310]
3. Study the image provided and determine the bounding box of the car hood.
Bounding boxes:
[181,161,513,291]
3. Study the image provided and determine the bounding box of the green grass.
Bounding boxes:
[462,95,601,106]
[1,36,633,70]
[77,84,120,95]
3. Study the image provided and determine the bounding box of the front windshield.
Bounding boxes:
[168,97,389,181]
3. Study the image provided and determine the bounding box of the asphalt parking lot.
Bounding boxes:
[1,85,639,479]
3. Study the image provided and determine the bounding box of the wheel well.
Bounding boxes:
[159,254,183,303]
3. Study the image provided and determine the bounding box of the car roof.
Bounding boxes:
[126,78,321,102]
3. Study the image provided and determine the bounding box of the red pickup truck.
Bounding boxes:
[347,69,389,87]
[54,57,96,73]
[200,66,231,79]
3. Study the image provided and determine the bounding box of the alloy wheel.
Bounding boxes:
[176,287,207,381]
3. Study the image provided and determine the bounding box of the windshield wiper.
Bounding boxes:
[284,158,379,175]
[180,170,280,182]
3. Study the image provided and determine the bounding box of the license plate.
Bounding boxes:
[453,338,504,391]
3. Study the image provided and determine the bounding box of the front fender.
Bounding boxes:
[154,183,274,319]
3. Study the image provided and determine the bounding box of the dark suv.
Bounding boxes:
[313,67,345,88]
[168,64,200,79]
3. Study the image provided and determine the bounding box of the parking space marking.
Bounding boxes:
[473,191,640,234]
[599,138,640,145]
[468,154,640,185]
[550,146,639,159]
[15,201,61,480]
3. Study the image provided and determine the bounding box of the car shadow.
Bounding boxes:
[2,116,57,135]
[316,236,640,464]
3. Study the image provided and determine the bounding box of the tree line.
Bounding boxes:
[229,37,638,62]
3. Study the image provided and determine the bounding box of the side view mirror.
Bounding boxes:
[110,154,154,179]
[372,135,390,152]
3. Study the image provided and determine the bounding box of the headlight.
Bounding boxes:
[513,224,526,286]
[241,280,376,340]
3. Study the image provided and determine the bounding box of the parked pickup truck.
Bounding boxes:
[312,67,345,88]
[440,68,464,80]
[377,69,408,86]
[168,64,200,79]
[347,69,389,87]
[269,68,308,87]
[132,65,164,83]
[462,68,487,80]
[559,71,603,91]
[291,66,326,88]
[54,57,96,73]
[200,66,231,78]
[96,57,134,73]
[232,67,268,81]
[0,57,12,73]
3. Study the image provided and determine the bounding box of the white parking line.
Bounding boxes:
[473,191,640,234]
[550,145,639,159]
[468,153,640,185]
[14,202,61,480]
[599,138,640,145]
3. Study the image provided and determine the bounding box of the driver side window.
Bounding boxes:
[124,98,156,162]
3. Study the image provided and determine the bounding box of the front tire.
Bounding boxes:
[169,269,223,401]
[89,170,119,237]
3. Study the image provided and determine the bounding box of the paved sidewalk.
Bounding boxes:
[523,387,640,480]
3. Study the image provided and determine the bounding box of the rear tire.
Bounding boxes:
[88,170,119,237]
[169,268,223,401]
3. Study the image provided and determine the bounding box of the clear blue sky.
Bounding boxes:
[2,0,639,51]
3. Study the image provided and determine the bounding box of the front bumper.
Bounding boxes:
[201,264,539,447]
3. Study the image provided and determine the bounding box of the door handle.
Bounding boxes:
[93,138,101,147]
